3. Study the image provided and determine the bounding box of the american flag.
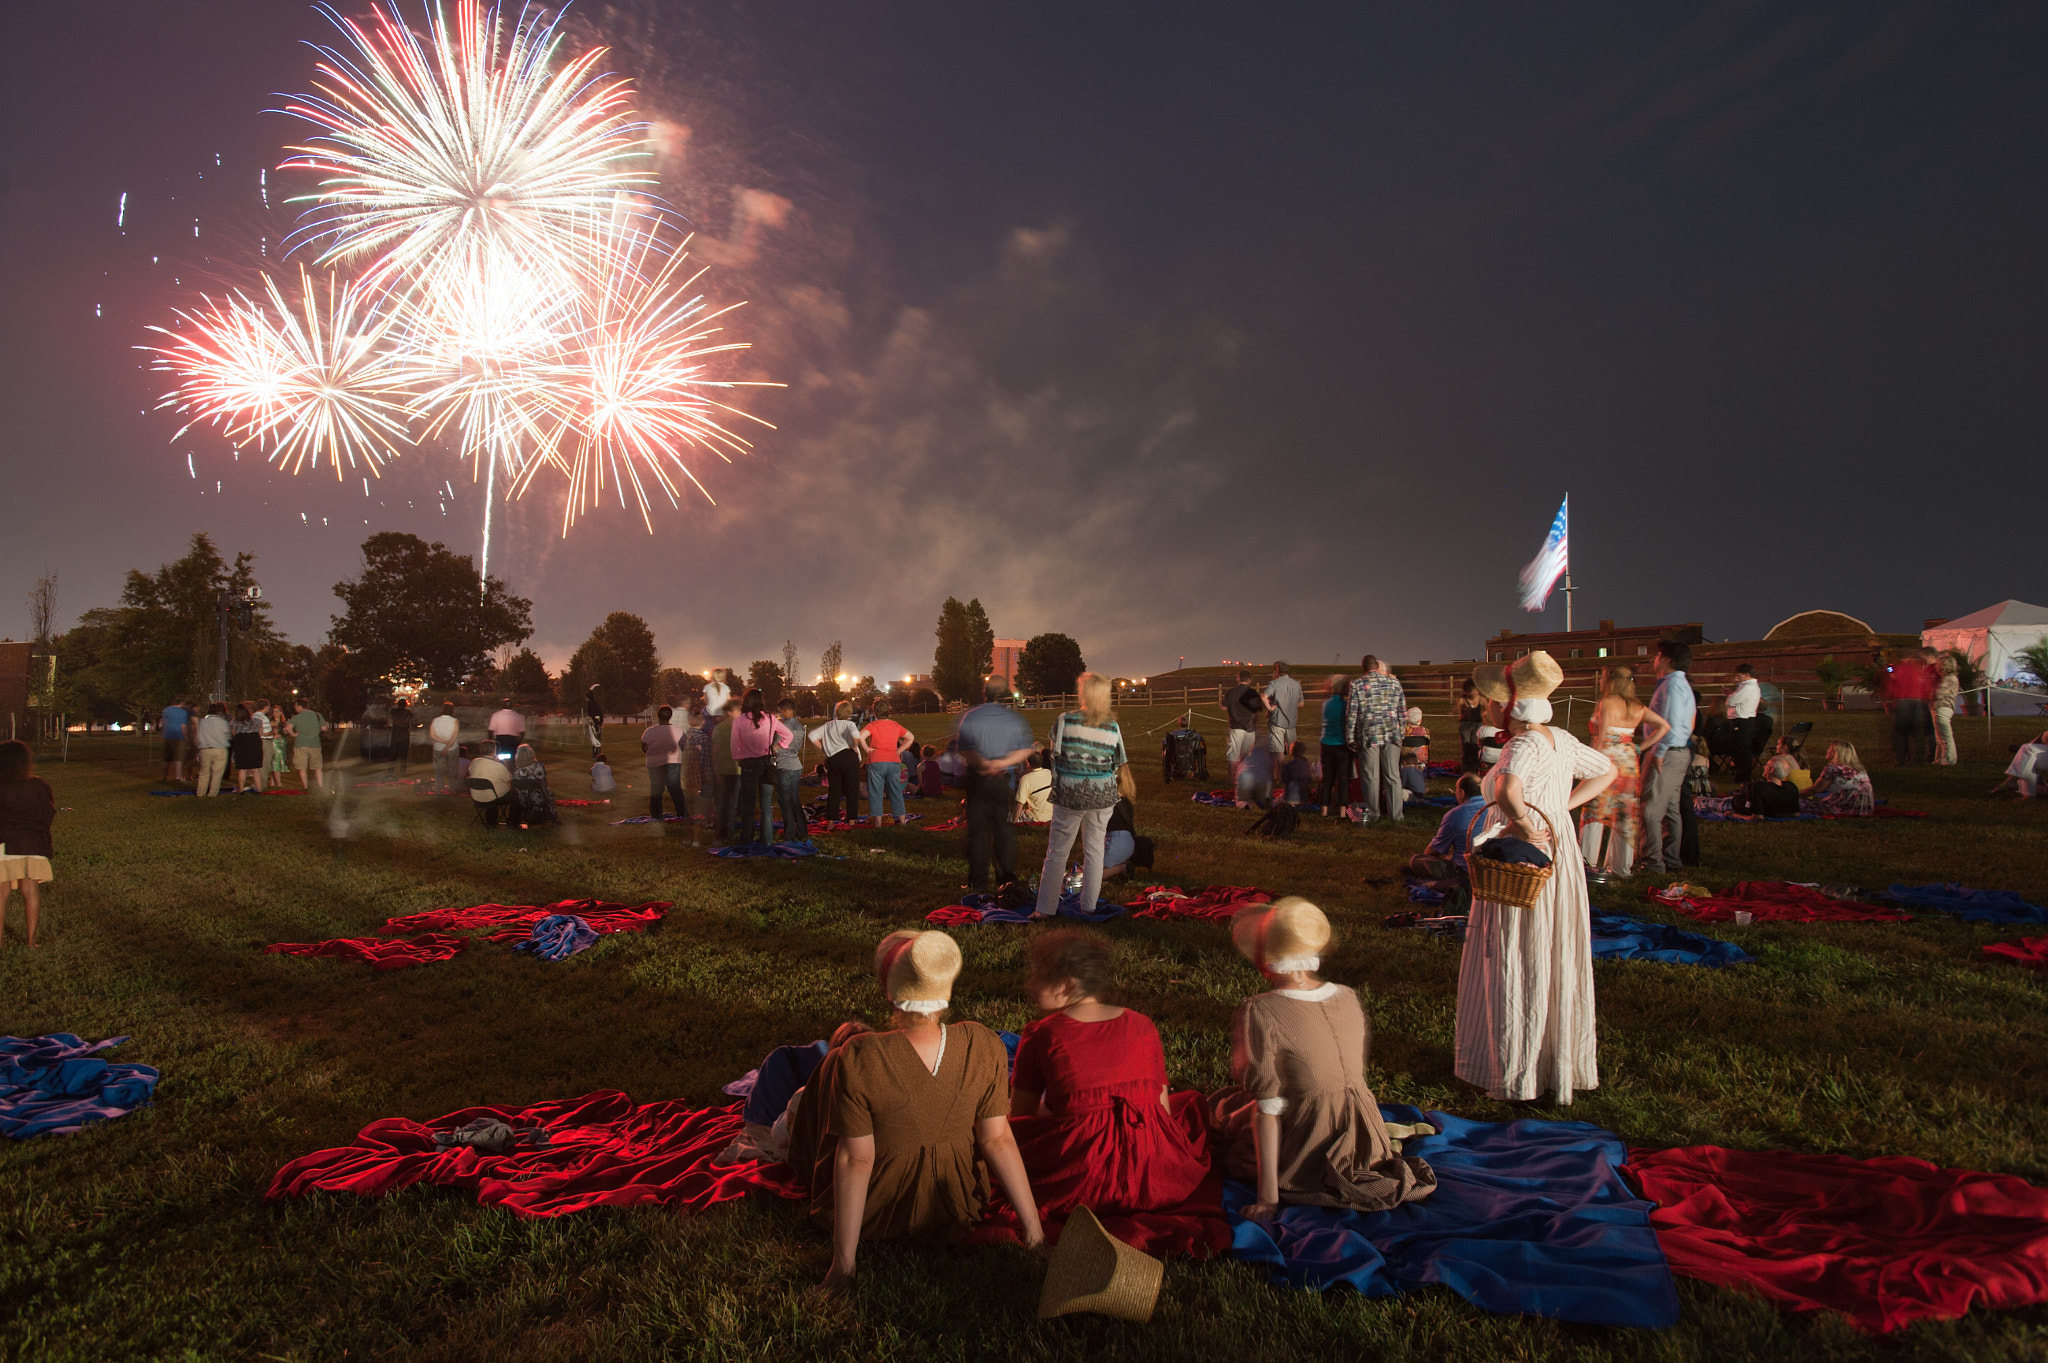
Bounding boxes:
[1518,495,1569,612]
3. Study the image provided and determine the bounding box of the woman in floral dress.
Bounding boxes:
[1576,666,1668,877]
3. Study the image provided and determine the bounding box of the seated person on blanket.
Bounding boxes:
[1732,756,1801,818]
[1098,795,1153,879]
[1802,739,1874,817]
[1210,898,1436,1220]
[1279,742,1313,805]
[1406,774,1485,886]
[589,752,617,795]
[937,738,968,788]
[1399,708,1430,799]
[1007,930,1217,1233]
[917,745,945,799]
[718,1021,874,1165]
[788,930,1045,1297]
[1771,738,1812,788]
[1991,729,2048,800]
[508,744,559,826]
[1014,752,1054,824]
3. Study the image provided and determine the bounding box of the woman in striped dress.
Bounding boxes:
[1455,659,1616,1105]
[1033,673,1132,919]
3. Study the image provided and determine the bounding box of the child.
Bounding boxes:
[456,744,474,783]
[0,740,56,949]
[1399,707,1430,799]
[1280,742,1313,805]
[590,751,617,795]
[917,744,944,799]
[1006,930,1220,1249]
[1211,898,1436,1218]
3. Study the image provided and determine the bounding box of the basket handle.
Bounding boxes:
[1465,800,1555,856]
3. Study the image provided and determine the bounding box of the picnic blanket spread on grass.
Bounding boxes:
[807,814,921,833]
[1627,1144,2048,1333]
[1876,883,2048,926]
[266,934,470,970]
[554,798,611,807]
[266,1091,804,1217]
[1694,795,1815,823]
[1983,937,2048,969]
[513,914,599,961]
[0,1035,160,1139]
[1191,789,1241,808]
[1225,1106,1678,1328]
[927,891,1129,925]
[710,841,819,859]
[1588,913,1754,968]
[380,899,669,936]
[920,816,966,832]
[1648,882,1911,925]
[609,814,697,825]
[1125,885,1274,923]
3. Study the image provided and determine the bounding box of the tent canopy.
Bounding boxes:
[1924,601,2048,714]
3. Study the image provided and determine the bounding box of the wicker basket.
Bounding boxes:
[1466,805,1555,910]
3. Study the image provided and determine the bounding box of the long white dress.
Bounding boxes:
[1454,724,1614,1103]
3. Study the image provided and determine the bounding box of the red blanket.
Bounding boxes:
[920,816,966,832]
[555,798,611,807]
[379,899,669,936]
[1126,885,1273,922]
[1983,937,2048,969]
[1629,1144,2048,1333]
[925,904,985,926]
[264,934,469,970]
[266,1091,804,1217]
[1647,882,1910,924]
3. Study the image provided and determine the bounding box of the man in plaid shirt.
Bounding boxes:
[1346,654,1407,822]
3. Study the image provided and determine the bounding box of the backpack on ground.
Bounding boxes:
[1246,805,1299,839]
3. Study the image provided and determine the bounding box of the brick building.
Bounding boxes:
[989,639,1026,688]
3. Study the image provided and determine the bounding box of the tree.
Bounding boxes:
[71,534,288,715]
[502,648,553,699]
[560,612,659,713]
[819,639,843,689]
[1813,654,1850,701]
[329,533,531,688]
[932,597,996,703]
[906,687,942,713]
[1016,633,1086,697]
[782,640,800,689]
[747,660,787,705]
[654,667,703,708]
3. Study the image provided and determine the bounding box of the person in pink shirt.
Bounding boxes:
[728,688,791,844]
[861,701,915,825]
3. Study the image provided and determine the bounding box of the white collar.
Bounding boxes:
[1272,982,1339,1002]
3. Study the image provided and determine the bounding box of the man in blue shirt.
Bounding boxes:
[160,698,192,784]
[1639,641,1697,875]
[1407,774,1487,884]
[956,677,1036,891]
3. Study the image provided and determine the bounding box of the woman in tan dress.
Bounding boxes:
[1209,898,1435,1219]
[790,929,1045,1295]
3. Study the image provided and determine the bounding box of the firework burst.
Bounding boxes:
[145,264,415,478]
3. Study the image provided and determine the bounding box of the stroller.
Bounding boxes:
[1162,723,1209,783]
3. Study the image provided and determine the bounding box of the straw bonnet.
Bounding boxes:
[1038,1206,1164,1323]
[1470,663,1510,704]
[1510,650,1564,699]
[1230,897,1332,974]
[874,930,961,1011]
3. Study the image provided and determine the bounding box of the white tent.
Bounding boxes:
[1923,600,2048,715]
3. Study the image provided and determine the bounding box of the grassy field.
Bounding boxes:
[3,701,2048,1361]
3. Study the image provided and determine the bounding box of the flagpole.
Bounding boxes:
[1564,570,1573,634]
[1561,494,1572,632]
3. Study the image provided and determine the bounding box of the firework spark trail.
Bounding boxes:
[144,265,416,478]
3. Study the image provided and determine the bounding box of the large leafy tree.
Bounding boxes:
[747,659,786,705]
[329,533,532,688]
[1016,633,1086,697]
[70,533,289,715]
[500,648,554,699]
[561,613,659,712]
[932,597,996,703]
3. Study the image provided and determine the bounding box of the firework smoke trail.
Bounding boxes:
[144,265,416,478]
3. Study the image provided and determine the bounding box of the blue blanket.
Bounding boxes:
[1225,1105,1677,1327]
[727,1032,1024,1116]
[711,840,819,859]
[1878,882,2048,925]
[515,913,600,961]
[0,1035,160,1139]
[1588,913,1754,968]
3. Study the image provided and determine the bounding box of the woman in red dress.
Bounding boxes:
[1007,929,1228,1255]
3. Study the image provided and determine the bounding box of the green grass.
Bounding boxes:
[3,703,2048,1360]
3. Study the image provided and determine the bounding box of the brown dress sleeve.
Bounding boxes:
[961,1023,1011,1121]
[1231,998,1283,1102]
[829,1036,878,1138]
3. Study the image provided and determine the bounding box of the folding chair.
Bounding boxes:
[467,756,513,827]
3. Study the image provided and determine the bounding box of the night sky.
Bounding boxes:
[4,1,2045,681]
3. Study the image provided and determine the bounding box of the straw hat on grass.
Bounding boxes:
[1038,1206,1164,1322]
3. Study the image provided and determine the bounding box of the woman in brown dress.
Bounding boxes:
[1210,898,1435,1219]
[790,929,1045,1295]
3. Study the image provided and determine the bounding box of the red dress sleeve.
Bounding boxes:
[1012,1016,1054,1097]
